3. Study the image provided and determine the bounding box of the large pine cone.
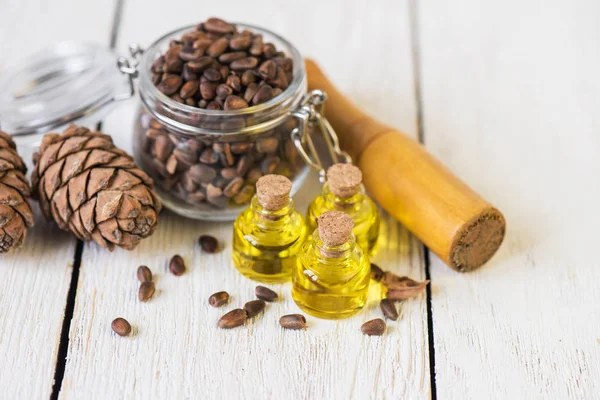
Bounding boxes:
[0,131,34,253]
[31,125,162,251]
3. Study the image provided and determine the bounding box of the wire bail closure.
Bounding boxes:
[116,43,144,101]
[291,90,351,182]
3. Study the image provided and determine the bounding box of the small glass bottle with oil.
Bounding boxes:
[233,174,306,283]
[292,211,371,319]
[306,163,380,255]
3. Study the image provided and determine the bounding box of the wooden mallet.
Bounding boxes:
[306,59,506,272]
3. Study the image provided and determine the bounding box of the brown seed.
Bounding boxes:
[361,318,386,336]
[187,57,214,72]
[274,57,294,72]
[111,317,132,336]
[380,298,399,321]
[261,156,280,174]
[198,235,217,253]
[223,177,244,197]
[138,281,156,302]
[208,291,230,307]
[204,17,236,34]
[180,80,199,99]
[218,309,247,329]
[207,38,229,57]
[226,75,242,92]
[224,95,249,110]
[151,56,165,73]
[182,65,198,81]
[258,60,277,80]
[267,67,289,90]
[230,57,259,70]
[279,314,306,330]
[255,285,278,302]
[203,68,221,82]
[241,70,256,86]
[256,137,279,153]
[165,45,182,61]
[230,35,252,50]
[171,94,185,103]
[220,167,237,180]
[154,135,173,161]
[216,84,233,99]
[262,43,277,58]
[187,164,217,184]
[157,74,182,96]
[272,87,283,97]
[206,184,224,204]
[219,65,230,80]
[179,48,204,62]
[243,82,260,103]
[137,265,152,283]
[169,254,186,276]
[247,168,262,183]
[233,184,255,204]
[231,142,252,154]
[200,81,217,100]
[206,101,221,111]
[244,299,266,318]
[370,263,384,281]
[219,51,247,64]
[199,148,218,164]
[252,84,274,105]
[249,38,263,56]
[165,58,184,74]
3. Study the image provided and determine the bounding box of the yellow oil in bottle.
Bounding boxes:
[292,212,371,319]
[307,182,380,255]
[232,176,306,283]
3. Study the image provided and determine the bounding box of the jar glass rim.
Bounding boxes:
[138,22,305,119]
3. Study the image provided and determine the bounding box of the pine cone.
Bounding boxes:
[31,125,162,251]
[0,131,34,253]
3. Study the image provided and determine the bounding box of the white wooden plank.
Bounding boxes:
[418,1,600,398]
[0,1,115,398]
[60,1,429,398]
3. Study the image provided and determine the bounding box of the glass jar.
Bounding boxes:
[0,23,350,222]
[131,24,310,221]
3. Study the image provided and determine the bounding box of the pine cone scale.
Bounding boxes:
[61,150,89,182]
[67,171,88,210]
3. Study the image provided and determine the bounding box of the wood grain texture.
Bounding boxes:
[59,191,429,399]
[0,1,115,398]
[418,0,600,398]
[59,1,430,398]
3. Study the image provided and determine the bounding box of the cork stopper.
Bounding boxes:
[326,163,362,198]
[256,174,292,210]
[317,211,354,246]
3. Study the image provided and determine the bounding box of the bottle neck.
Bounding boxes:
[250,195,295,228]
[312,229,355,260]
[322,183,365,210]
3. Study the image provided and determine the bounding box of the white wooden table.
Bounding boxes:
[1,1,599,399]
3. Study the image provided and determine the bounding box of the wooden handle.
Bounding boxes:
[306,59,506,271]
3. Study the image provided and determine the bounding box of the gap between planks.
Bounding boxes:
[50,0,127,395]
[408,0,438,398]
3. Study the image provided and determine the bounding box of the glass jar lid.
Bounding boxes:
[0,41,126,136]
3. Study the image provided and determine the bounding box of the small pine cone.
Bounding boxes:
[31,125,162,251]
[0,131,35,253]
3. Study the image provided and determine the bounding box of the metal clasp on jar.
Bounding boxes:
[291,90,351,182]
[117,43,145,100]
